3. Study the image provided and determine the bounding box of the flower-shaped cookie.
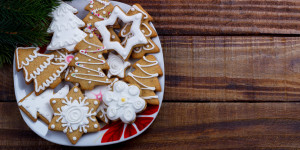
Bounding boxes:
[103,81,146,123]
[107,53,130,78]
[49,86,100,144]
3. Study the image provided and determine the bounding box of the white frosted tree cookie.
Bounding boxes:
[47,2,87,53]
[18,85,69,124]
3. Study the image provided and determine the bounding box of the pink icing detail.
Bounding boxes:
[65,55,74,63]
[92,90,103,101]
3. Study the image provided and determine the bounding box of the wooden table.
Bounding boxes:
[2,0,300,149]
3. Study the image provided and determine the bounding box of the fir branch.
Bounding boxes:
[0,0,72,66]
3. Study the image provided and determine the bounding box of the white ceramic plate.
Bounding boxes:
[13,0,164,146]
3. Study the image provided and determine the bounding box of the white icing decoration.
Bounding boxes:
[47,2,87,52]
[90,0,110,19]
[73,137,77,141]
[83,39,105,49]
[71,50,110,84]
[34,62,68,93]
[133,39,155,53]
[52,100,56,104]
[107,53,130,78]
[18,85,69,123]
[132,5,149,19]
[128,56,158,90]
[94,101,98,105]
[54,96,96,133]
[95,6,147,60]
[16,47,53,82]
[89,34,93,38]
[74,88,78,93]
[94,124,98,128]
[53,50,74,64]
[89,16,93,19]
[142,95,158,100]
[103,81,146,123]
[51,124,55,129]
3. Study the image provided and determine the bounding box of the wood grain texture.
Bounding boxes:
[119,0,300,35]
[163,36,300,102]
[4,36,300,102]
[2,102,300,149]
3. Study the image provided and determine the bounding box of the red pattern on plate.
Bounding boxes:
[139,105,159,115]
[100,105,159,143]
[135,117,154,131]
[124,124,137,139]
[101,121,124,143]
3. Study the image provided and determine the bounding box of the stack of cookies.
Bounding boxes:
[15,0,162,144]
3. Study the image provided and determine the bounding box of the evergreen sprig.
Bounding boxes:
[0,0,71,66]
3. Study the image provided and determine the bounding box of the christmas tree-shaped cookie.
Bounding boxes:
[15,47,68,95]
[18,85,69,124]
[47,2,87,53]
[119,4,159,58]
[124,55,162,105]
[65,33,111,90]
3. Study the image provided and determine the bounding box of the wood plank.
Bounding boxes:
[163,36,300,101]
[120,0,300,35]
[2,102,300,149]
[4,36,300,102]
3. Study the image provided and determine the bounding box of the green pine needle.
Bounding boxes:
[0,0,72,66]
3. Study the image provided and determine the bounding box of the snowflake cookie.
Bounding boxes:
[103,80,146,124]
[49,86,100,144]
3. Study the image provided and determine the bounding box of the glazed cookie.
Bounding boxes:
[106,52,131,78]
[119,4,159,58]
[65,49,111,90]
[18,85,69,124]
[15,47,68,95]
[94,6,148,60]
[47,2,87,53]
[49,86,100,144]
[103,80,146,124]
[124,55,162,105]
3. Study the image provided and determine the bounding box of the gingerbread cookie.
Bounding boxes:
[65,49,111,90]
[74,32,107,53]
[49,86,100,144]
[18,85,69,124]
[47,2,87,53]
[103,80,146,123]
[94,6,148,60]
[119,4,159,58]
[124,55,162,105]
[15,47,67,95]
[106,52,131,78]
